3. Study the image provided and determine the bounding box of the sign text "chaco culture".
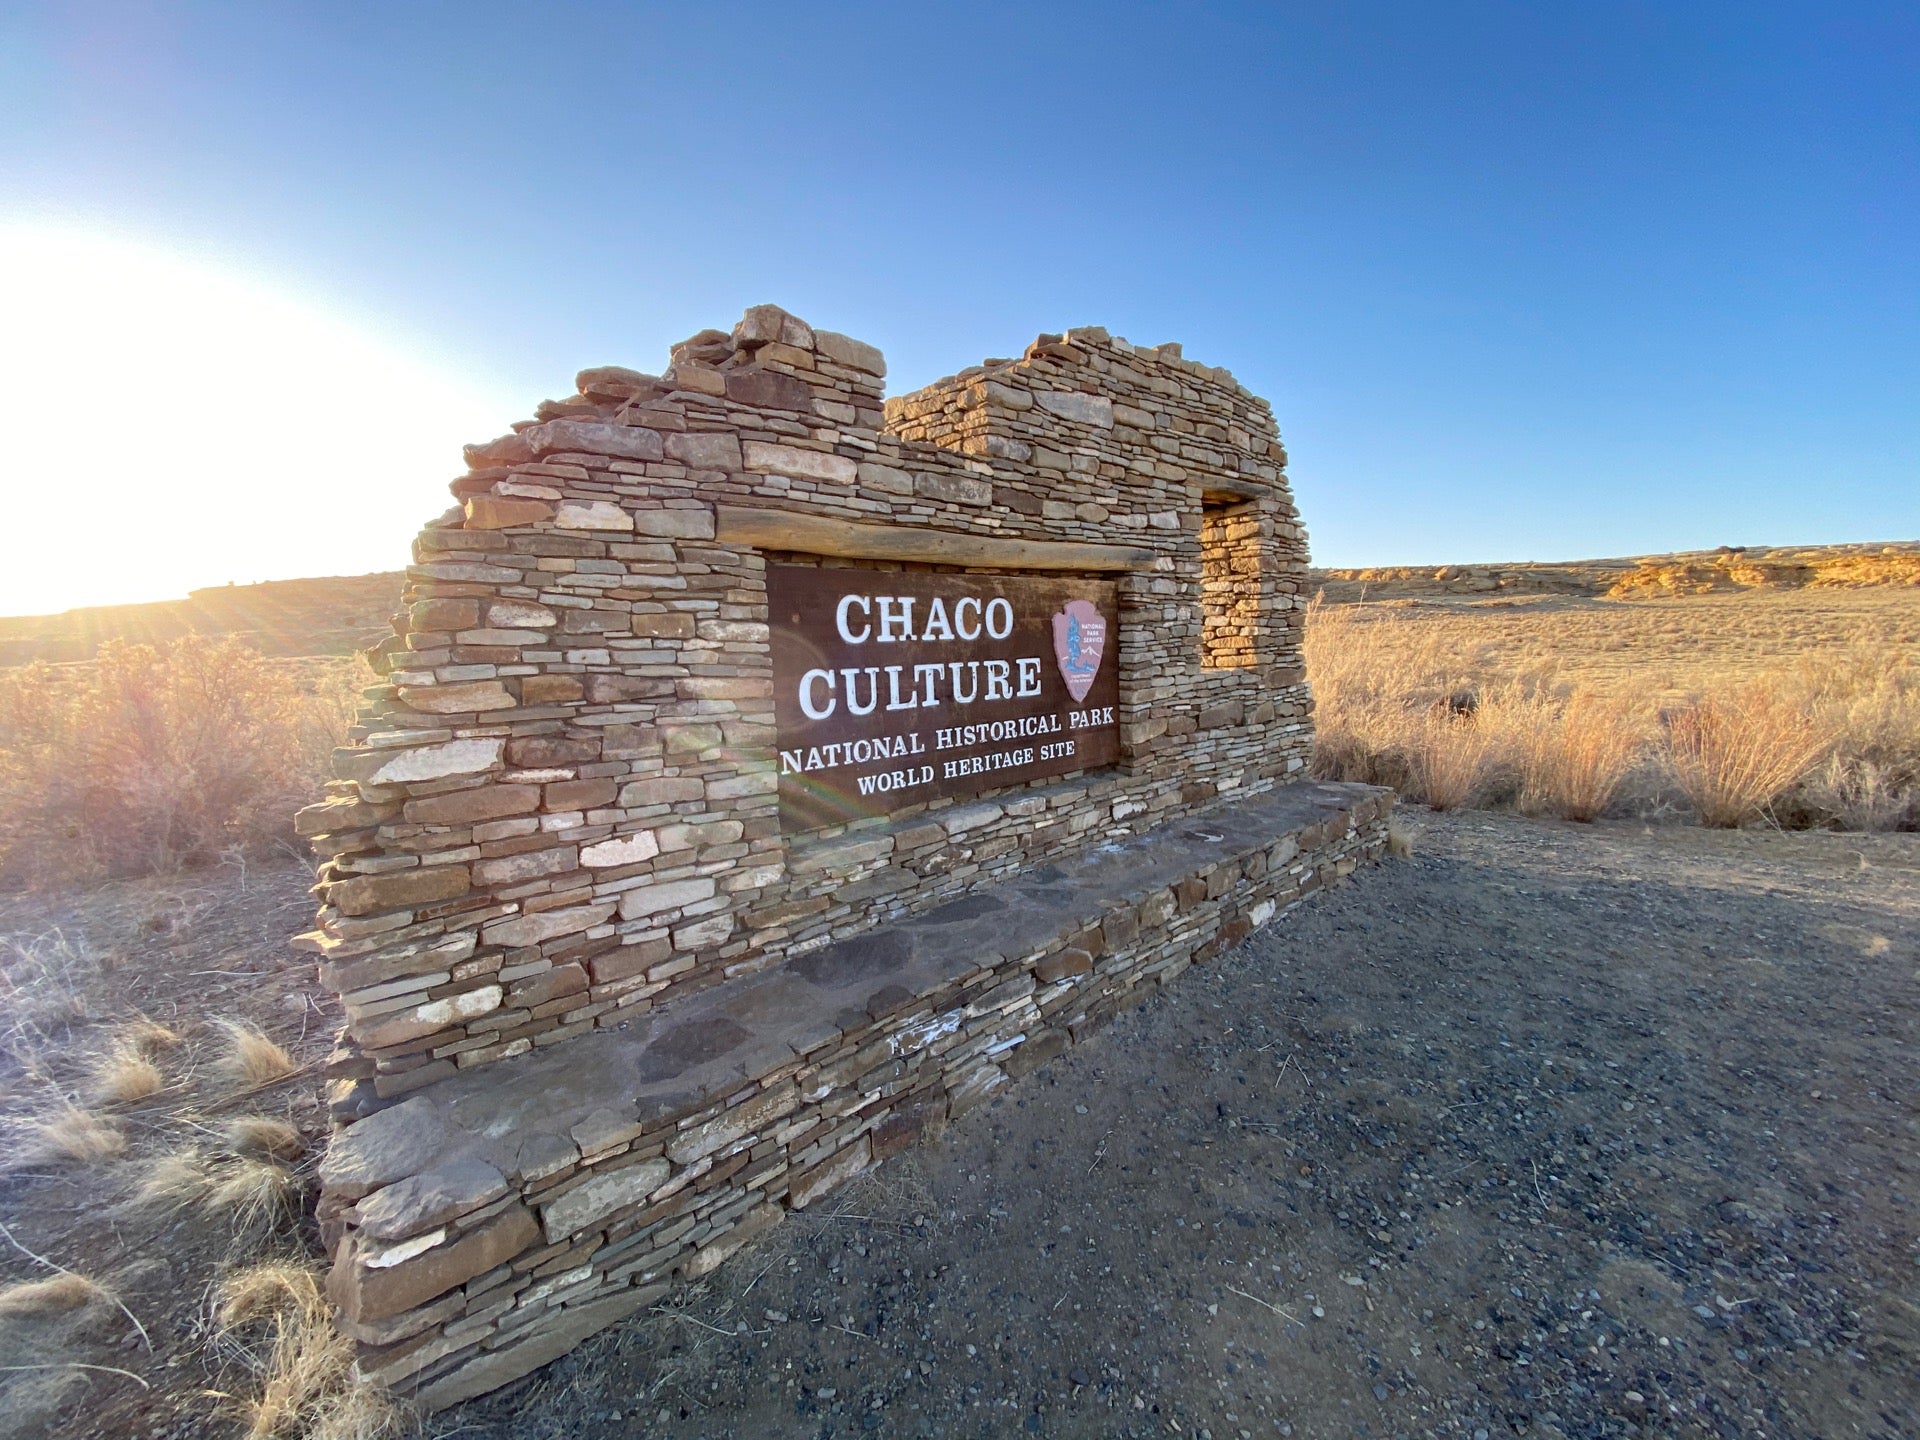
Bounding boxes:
[767,566,1120,828]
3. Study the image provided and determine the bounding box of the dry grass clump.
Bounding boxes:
[207,1156,301,1231]
[124,1016,185,1055]
[0,636,361,884]
[90,1043,166,1105]
[0,1272,105,1316]
[1497,690,1645,821]
[216,1262,402,1440]
[134,1132,305,1229]
[134,1147,215,1210]
[223,1115,306,1162]
[216,1260,324,1330]
[1406,708,1500,811]
[1800,757,1915,831]
[213,1019,299,1089]
[1663,683,1833,828]
[25,1104,127,1165]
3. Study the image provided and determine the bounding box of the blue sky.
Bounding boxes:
[2,1,1915,601]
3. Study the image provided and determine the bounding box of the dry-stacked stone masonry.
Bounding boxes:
[297,307,1392,1407]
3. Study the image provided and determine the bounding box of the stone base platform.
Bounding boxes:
[317,780,1393,1409]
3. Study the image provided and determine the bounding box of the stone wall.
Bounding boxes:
[298,307,1389,1407]
[297,309,1312,1112]
[319,781,1390,1409]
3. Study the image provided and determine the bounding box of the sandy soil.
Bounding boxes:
[0,864,336,1440]
[2,811,1915,1439]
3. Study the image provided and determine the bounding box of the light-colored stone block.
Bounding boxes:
[741,440,857,483]
[539,1158,671,1242]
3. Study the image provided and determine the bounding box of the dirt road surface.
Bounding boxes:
[435,812,1919,1440]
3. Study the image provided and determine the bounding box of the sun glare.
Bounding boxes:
[0,226,513,617]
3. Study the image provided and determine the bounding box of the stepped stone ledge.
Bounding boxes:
[322,781,1388,1407]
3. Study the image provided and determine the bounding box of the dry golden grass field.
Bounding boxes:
[1315,587,1920,702]
[1306,585,1920,831]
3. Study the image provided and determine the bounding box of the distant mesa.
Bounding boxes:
[0,572,406,667]
[1311,540,1920,603]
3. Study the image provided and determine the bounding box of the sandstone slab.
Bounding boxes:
[330,1205,538,1323]
[355,1159,510,1242]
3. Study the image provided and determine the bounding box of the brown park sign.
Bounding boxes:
[767,566,1121,830]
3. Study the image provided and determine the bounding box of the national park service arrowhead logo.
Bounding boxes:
[1051,599,1107,704]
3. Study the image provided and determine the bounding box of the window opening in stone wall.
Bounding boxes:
[1200,495,1260,669]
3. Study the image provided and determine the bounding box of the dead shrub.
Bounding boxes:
[1780,643,1920,829]
[0,637,360,885]
[124,1016,185,1055]
[1405,709,1498,810]
[0,929,97,1045]
[134,1147,214,1210]
[223,1116,305,1162]
[1663,684,1833,827]
[0,1272,104,1316]
[1499,689,1648,821]
[1795,757,1916,832]
[213,1019,299,1089]
[91,1043,166,1105]
[216,1262,402,1440]
[25,1105,126,1165]
[207,1156,301,1231]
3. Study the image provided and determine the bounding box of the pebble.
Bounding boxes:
[1070,1367,1091,1387]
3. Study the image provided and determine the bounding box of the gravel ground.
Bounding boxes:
[441,810,1920,1440]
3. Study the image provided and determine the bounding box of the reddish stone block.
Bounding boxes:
[403,786,541,826]
[409,597,480,633]
[506,736,600,767]
[870,1094,949,1160]
[328,1205,538,1324]
[506,963,588,1010]
[545,778,617,810]
[329,865,471,918]
[1003,1028,1068,1079]
[1035,948,1093,985]
[520,674,585,705]
[465,495,554,529]
[589,938,671,985]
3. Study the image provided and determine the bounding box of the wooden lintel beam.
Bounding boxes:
[714,507,1159,572]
